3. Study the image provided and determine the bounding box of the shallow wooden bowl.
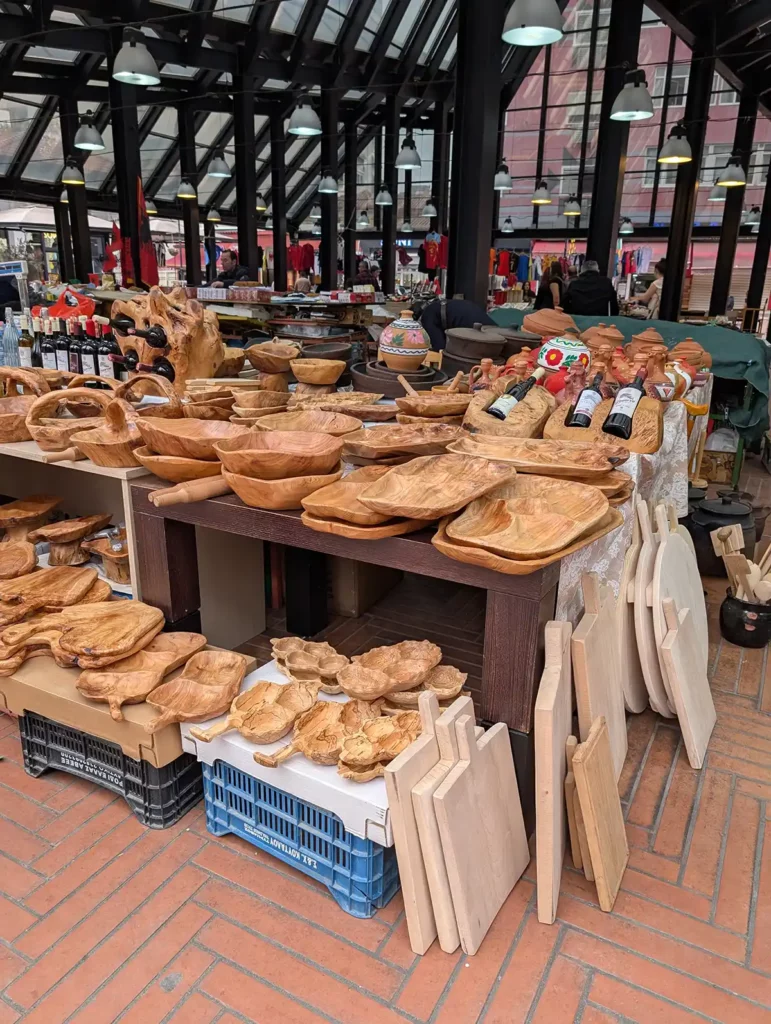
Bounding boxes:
[290,359,346,385]
[300,465,393,525]
[254,409,361,437]
[234,390,291,410]
[213,430,343,479]
[181,402,235,421]
[69,402,143,468]
[231,404,288,419]
[395,392,472,417]
[343,423,466,461]
[133,446,223,483]
[245,342,300,374]
[338,639,442,699]
[136,417,249,461]
[0,395,35,443]
[223,464,344,510]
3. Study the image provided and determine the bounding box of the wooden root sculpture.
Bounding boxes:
[111,286,225,393]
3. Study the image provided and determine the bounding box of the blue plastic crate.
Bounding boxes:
[202,759,399,918]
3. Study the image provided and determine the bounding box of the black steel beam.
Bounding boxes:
[203,218,217,283]
[366,0,411,88]
[398,0,446,93]
[745,165,771,334]
[185,0,218,61]
[334,0,378,85]
[270,112,287,291]
[709,90,758,316]
[431,101,450,234]
[373,128,383,232]
[109,72,144,288]
[59,97,92,282]
[233,74,259,279]
[344,121,357,283]
[319,89,339,290]
[403,169,412,226]
[381,95,401,293]
[178,103,202,287]
[53,199,75,283]
[718,1,771,47]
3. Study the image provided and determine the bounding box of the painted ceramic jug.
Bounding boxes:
[378,314,431,372]
[536,331,591,373]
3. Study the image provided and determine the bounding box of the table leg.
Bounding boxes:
[133,511,201,628]
[285,546,328,637]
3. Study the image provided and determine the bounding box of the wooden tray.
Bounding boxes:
[543,396,664,455]
[136,417,249,460]
[338,640,442,700]
[244,341,299,373]
[144,650,249,733]
[315,402,396,422]
[300,465,393,525]
[343,423,465,460]
[134,446,223,483]
[590,470,633,496]
[223,464,343,510]
[358,453,517,520]
[395,393,472,418]
[338,711,422,775]
[0,541,36,580]
[432,507,624,574]
[462,386,555,438]
[189,679,320,744]
[290,391,384,408]
[300,511,427,539]
[290,359,346,385]
[253,409,361,437]
[381,665,467,708]
[231,404,288,419]
[253,699,382,767]
[445,476,608,559]
[446,435,629,478]
[395,413,464,426]
[68,400,144,468]
[0,565,97,625]
[214,430,342,479]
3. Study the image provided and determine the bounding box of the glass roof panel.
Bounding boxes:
[419,0,454,64]
[0,96,43,174]
[356,0,392,51]
[196,175,224,204]
[440,36,456,69]
[218,0,254,21]
[84,125,114,187]
[285,137,306,162]
[271,0,308,33]
[50,10,84,23]
[314,0,354,44]
[154,0,194,7]
[141,134,173,177]
[161,64,199,77]
[196,112,231,148]
[157,162,181,199]
[154,108,178,138]
[264,79,289,89]
[27,46,77,63]
[287,169,304,189]
[388,0,426,57]
[26,118,63,182]
[254,114,268,134]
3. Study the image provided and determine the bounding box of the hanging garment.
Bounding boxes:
[287,243,302,272]
[397,246,411,267]
[517,252,530,282]
[424,239,439,270]
[497,250,510,276]
[438,234,449,269]
[301,243,315,272]
[417,244,428,273]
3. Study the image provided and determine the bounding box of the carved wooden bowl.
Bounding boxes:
[213,430,343,479]
[395,392,472,418]
[338,711,422,768]
[223,465,343,510]
[338,639,442,699]
[253,409,361,437]
[136,417,249,461]
[381,664,468,708]
[69,400,144,468]
[133,446,223,483]
[290,359,346,385]
[233,389,291,410]
[244,341,300,374]
[231,405,289,420]
[25,388,114,452]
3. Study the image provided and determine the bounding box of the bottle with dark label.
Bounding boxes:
[98,326,121,380]
[80,319,100,378]
[602,356,648,440]
[18,313,34,368]
[53,317,69,373]
[31,317,43,368]
[68,319,83,374]
[129,324,168,349]
[565,371,604,429]
[487,367,546,420]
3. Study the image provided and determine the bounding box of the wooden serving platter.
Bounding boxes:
[395,393,472,418]
[543,396,664,455]
[395,412,464,426]
[342,423,465,460]
[144,650,249,733]
[446,435,629,478]
[0,565,98,625]
[253,699,381,767]
[316,402,396,422]
[300,511,428,539]
[0,541,36,580]
[462,386,555,438]
[300,465,393,525]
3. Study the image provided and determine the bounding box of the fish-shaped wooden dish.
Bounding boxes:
[189,678,319,744]
[144,650,249,733]
[253,698,382,767]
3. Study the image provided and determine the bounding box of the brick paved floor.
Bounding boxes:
[1,461,771,1022]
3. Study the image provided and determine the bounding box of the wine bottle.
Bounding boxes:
[68,319,83,375]
[31,317,43,368]
[487,367,546,420]
[17,313,34,368]
[53,317,69,373]
[129,324,168,349]
[1,307,20,367]
[98,326,121,380]
[565,371,604,429]
[41,319,57,370]
[80,319,100,378]
[137,357,175,382]
[110,312,135,335]
[602,361,648,440]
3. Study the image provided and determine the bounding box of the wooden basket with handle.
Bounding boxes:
[0,368,50,443]
[115,373,183,419]
[25,387,113,452]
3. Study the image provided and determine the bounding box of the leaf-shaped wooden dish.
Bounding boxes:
[339,639,442,700]
[133,446,223,483]
[446,476,608,559]
[446,435,629,478]
[189,678,319,744]
[214,430,342,479]
[244,341,300,373]
[223,465,343,510]
[254,409,361,437]
[395,393,472,418]
[253,698,382,768]
[76,631,207,719]
[0,541,36,580]
[300,510,427,540]
[136,417,249,461]
[0,494,61,542]
[342,423,465,460]
[338,710,421,769]
[358,453,516,520]
[0,565,98,625]
[301,465,393,525]
[543,395,664,455]
[144,650,249,733]
[234,390,291,410]
[381,664,467,708]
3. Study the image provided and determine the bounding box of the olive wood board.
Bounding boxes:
[633,501,674,717]
[571,573,627,781]
[543,396,664,455]
[27,514,112,545]
[446,435,629,478]
[432,507,623,575]
[144,650,250,733]
[343,423,465,460]
[300,511,429,540]
[0,541,36,580]
[462,387,555,439]
[0,566,98,626]
[445,476,608,560]
[564,736,582,871]
[616,510,648,714]
[300,465,393,525]
[573,717,629,912]
[659,599,716,769]
[535,620,573,925]
[573,781,594,882]
[591,470,635,496]
[189,678,319,744]
[433,715,529,955]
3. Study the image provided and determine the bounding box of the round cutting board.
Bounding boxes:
[633,501,675,717]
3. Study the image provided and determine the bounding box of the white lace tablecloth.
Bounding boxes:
[555,382,711,624]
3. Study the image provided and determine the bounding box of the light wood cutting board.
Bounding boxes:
[633,500,675,718]
[660,598,716,769]
[434,715,528,955]
[571,572,627,780]
[616,509,648,713]
[535,620,573,924]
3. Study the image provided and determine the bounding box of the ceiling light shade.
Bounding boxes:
[255,192,267,211]
[59,190,68,204]
[208,151,231,178]
[745,205,762,226]
[310,204,322,220]
[74,111,105,152]
[265,215,273,229]
[61,158,85,186]
[176,178,197,199]
[400,221,413,233]
[206,208,221,222]
[658,123,692,164]
[357,209,370,229]
[564,195,581,217]
[375,187,393,206]
[502,0,564,45]
[144,196,157,214]
[494,162,513,190]
[716,154,747,187]
[501,217,514,233]
[610,68,654,122]
[395,135,421,170]
[288,100,322,137]
[318,173,338,194]
[708,184,727,202]
[421,199,438,217]
[619,217,634,235]
[312,223,321,235]
[531,179,551,204]
[112,29,161,86]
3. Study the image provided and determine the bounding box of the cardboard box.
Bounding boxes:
[0,649,256,769]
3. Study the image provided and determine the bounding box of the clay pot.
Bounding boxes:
[468,358,500,392]
[670,338,712,370]
[378,314,431,371]
[624,327,665,361]
[535,333,591,373]
[580,322,625,351]
[521,307,576,338]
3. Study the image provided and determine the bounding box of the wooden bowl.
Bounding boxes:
[244,342,300,374]
[181,397,235,421]
[184,394,235,410]
[214,430,343,479]
[256,372,290,393]
[69,401,144,468]
[290,359,346,385]
[25,387,114,452]
[234,390,291,410]
[0,395,36,443]
[223,465,343,509]
[254,409,361,437]
[134,446,223,483]
[232,404,288,419]
[395,392,472,417]
[136,417,250,461]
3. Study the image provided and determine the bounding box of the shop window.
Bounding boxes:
[700,143,734,184]
[713,73,739,105]
[750,144,771,186]
[653,65,689,108]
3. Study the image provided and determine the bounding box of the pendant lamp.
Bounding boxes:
[265,215,273,229]
[208,151,231,178]
[400,221,413,233]
[357,209,370,229]
[310,204,322,220]
[59,190,68,204]
[206,208,221,223]
[502,0,564,45]
[112,29,161,86]
[176,178,197,199]
[375,186,393,205]
[708,183,727,202]
[255,192,267,211]
[610,69,654,122]
[144,196,157,215]
[395,135,421,170]
[563,195,581,217]
[716,154,747,187]
[531,180,551,204]
[494,162,513,190]
[619,217,634,235]
[501,217,514,233]
[74,111,105,152]
[288,100,322,137]
[658,123,692,164]
[312,223,321,236]
[318,172,338,194]
[61,158,85,186]
[745,206,761,226]
[421,198,438,217]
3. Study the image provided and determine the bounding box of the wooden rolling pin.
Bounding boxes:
[40,447,86,463]
[148,476,233,508]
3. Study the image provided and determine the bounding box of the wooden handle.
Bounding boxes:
[448,371,463,393]
[143,708,178,734]
[454,714,477,762]
[148,476,232,508]
[397,374,419,397]
[40,447,83,464]
[67,374,119,391]
[189,718,233,742]
[115,372,181,408]
[0,367,50,396]
[418,690,440,734]
[654,503,670,537]
[253,740,296,767]
[26,386,113,427]
[108,698,125,722]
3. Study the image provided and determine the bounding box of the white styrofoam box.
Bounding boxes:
[181,659,392,846]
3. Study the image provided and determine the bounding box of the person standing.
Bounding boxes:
[561,260,619,316]
[412,297,495,351]
[635,259,666,319]
[533,267,564,311]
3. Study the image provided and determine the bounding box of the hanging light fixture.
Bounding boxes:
[708,183,727,202]
[745,205,762,226]
[357,209,370,229]
[318,172,338,194]
[206,208,221,223]
[176,178,197,199]
[144,196,157,215]
[501,217,514,233]
[494,163,513,190]
[502,0,564,45]
[265,215,273,229]
[375,186,393,206]
[59,189,68,204]
[658,123,692,164]
[716,153,747,187]
[395,135,421,170]
[531,180,551,205]
[310,204,322,220]
[620,217,634,235]
[564,195,581,217]
[74,111,105,152]
[208,150,231,178]
[421,198,438,217]
[288,99,322,137]
[610,68,654,122]
[255,192,267,211]
[61,158,85,186]
[112,28,161,86]
[400,221,413,233]
[312,223,321,235]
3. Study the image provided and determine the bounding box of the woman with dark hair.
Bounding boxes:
[533,267,564,310]
[637,259,666,318]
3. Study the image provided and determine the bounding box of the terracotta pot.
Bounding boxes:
[670,338,712,370]
[378,314,431,371]
[645,345,676,402]
[580,322,625,350]
[468,358,500,392]
[624,327,665,361]
[521,307,576,338]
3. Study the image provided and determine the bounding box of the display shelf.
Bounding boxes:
[0,440,149,479]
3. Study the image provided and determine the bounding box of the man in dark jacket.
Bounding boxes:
[212,249,251,286]
[413,297,495,351]
[562,260,619,317]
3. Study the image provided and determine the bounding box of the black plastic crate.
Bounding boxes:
[18,710,202,829]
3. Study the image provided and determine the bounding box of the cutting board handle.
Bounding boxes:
[418,690,440,733]
[189,719,232,742]
[455,714,477,762]
[580,572,602,616]
[636,499,654,545]
[654,503,670,538]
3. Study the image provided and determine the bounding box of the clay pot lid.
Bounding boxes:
[446,326,505,344]
[479,325,526,341]
[581,322,625,346]
[631,327,665,347]
[521,307,576,338]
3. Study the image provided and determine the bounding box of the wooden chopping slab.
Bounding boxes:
[616,509,648,713]
[573,717,629,912]
[660,598,716,769]
[543,396,663,455]
[535,620,573,925]
[571,572,627,780]
[0,566,98,626]
[0,541,36,581]
[633,501,674,718]
[434,715,528,955]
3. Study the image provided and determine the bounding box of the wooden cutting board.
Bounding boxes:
[571,573,627,780]
[633,501,674,718]
[535,620,573,925]
[434,715,528,955]
[543,396,664,455]
[564,736,582,871]
[0,566,98,626]
[573,717,629,912]
[0,541,36,581]
[616,510,648,713]
[660,598,716,769]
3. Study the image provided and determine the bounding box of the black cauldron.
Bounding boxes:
[720,589,771,648]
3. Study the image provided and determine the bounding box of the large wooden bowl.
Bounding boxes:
[223,465,343,509]
[136,417,249,461]
[254,409,361,437]
[213,430,343,479]
[134,446,223,483]
[234,389,291,410]
[290,359,346,385]
[69,400,144,468]
[244,341,300,374]
[231,404,288,420]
